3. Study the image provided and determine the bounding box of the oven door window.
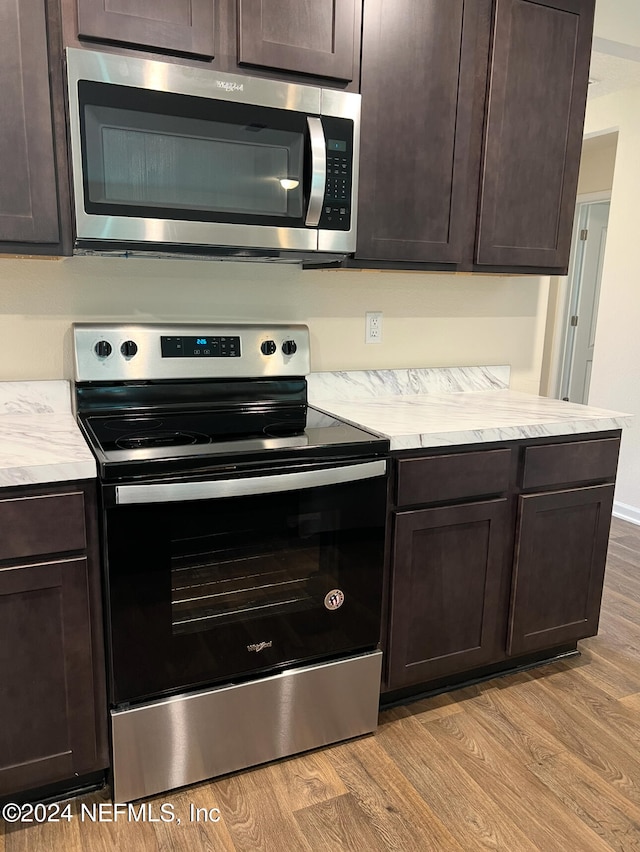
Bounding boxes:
[172,519,330,634]
[79,81,307,226]
[105,475,385,705]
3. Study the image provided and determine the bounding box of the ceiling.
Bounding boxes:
[589,0,640,99]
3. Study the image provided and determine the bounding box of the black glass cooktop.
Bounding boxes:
[80,405,388,481]
[75,376,388,481]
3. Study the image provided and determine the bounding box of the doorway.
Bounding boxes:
[559,198,610,403]
[541,130,618,403]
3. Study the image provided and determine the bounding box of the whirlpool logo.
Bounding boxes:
[247,641,273,653]
[216,80,244,93]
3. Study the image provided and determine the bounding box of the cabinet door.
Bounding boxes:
[508,484,614,656]
[0,558,102,796]
[476,0,594,270]
[0,0,59,244]
[388,499,508,689]
[355,0,491,264]
[77,0,216,58]
[238,0,359,81]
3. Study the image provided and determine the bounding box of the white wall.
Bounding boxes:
[577,133,618,195]
[0,256,548,393]
[583,85,640,521]
[539,131,617,397]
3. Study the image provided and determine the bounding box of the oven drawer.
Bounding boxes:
[111,650,382,802]
[0,492,86,562]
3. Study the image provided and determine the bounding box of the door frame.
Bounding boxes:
[545,190,611,400]
[559,196,610,402]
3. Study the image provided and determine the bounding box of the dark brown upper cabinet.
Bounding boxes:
[71,1,360,88]
[476,0,594,269]
[356,0,491,265]
[238,0,360,82]
[0,0,60,249]
[354,0,595,274]
[76,0,216,58]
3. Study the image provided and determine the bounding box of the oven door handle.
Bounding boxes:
[114,459,387,505]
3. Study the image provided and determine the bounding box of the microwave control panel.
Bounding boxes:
[318,117,354,231]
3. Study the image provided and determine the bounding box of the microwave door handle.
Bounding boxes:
[305,117,326,227]
[114,460,386,505]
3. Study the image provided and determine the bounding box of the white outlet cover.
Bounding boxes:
[365,312,383,344]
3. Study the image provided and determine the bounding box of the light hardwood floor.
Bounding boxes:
[3,517,640,851]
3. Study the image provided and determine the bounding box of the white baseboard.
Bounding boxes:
[613,501,640,526]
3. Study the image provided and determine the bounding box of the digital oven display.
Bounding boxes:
[160,336,241,358]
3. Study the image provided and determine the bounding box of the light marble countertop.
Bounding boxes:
[308,367,632,450]
[1,370,631,484]
[0,381,97,487]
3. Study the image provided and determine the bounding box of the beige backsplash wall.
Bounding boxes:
[0,256,549,393]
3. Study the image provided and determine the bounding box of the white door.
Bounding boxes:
[560,200,610,404]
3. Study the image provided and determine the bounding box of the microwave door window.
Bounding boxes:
[82,102,305,224]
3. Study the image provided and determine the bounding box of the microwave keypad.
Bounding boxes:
[321,154,351,230]
[327,156,349,201]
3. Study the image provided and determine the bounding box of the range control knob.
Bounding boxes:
[94,340,112,358]
[282,340,297,356]
[121,340,138,358]
[261,340,277,356]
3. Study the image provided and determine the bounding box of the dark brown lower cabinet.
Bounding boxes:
[385,433,620,695]
[0,482,108,799]
[508,484,615,656]
[388,499,508,689]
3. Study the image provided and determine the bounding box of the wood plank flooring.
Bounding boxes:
[3,516,640,851]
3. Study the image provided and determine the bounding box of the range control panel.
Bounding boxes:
[160,336,241,358]
[73,323,310,382]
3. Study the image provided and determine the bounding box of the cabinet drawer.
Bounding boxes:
[396,448,511,507]
[0,492,86,561]
[521,438,620,490]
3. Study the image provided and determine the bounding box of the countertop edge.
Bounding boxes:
[0,460,97,489]
[390,416,632,451]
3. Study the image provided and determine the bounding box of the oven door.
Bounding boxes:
[102,459,387,705]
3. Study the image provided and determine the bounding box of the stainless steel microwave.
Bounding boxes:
[65,48,361,262]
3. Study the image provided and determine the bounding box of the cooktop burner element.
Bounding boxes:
[115,431,211,449]
[102,418,164,433]
[84,407,308,453]
[73,323,389,481]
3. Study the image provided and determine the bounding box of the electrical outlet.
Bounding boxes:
[365,311,383,344]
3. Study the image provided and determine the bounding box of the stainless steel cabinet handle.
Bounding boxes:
[305,117,326,227]
[115,460,386,505]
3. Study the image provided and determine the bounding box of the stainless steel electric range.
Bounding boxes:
[73,323,389,802]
